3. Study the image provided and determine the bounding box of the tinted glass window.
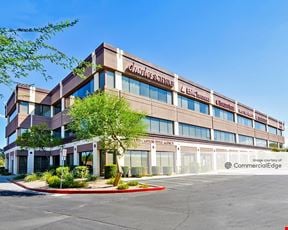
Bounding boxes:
[178,95,209,115]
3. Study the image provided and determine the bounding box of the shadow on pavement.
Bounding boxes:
[0,190,45,197]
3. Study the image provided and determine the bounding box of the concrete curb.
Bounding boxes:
[11,180,166,194]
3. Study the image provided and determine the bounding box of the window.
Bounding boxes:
[53,101,61,115]
[99,71,115,89]
[178,95,209,114]
[73,79,94,98]
[238,135,254,145]
[53,127,62,139]
[8,107,17,122]
[213,107,234,122]
[255,121,266,131]
[144,117,173,135]
[19,128,28,136]
[8,132,16,144]
[237,115,253,127]
[34,104,51,117]
[64,125,74,138]
[156,151,175,173]
[214,130,236,143]
[269,141,278,148]
[268,126,277,135]
[124,151,148,172]
[106,71,115,88]
[277,129,282,136]
[19,101,29,114]
[255,138,267,147]
[179,123,210,140]
[122,76,172,104]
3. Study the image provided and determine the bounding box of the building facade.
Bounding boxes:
[3,43,285,175]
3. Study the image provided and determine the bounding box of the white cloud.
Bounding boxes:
[0,114,5,119]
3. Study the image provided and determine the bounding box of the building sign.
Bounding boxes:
[255,115,267,123]
[238,108,253,118]
[126,62,174,88]
[180,86,210,102]
[215,100,235,111]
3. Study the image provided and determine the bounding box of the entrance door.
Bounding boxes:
[100,151,116,176]
[18,156,27,174]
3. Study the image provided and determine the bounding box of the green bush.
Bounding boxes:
[121,166,129,177]
[72,180,88,188]
[56,166,70,177]
[24,173,39,182]
[86,175,98,182]
[106,178,123,185]
[163,166,173,175]
[127,180,139,186]
[73,166,89,179]
[131,167,144,178]
[139,183,149,188]
[13,174,27,180]
[47,175,61,188]
[41,171,53,182]
[117,183,129,190]
[62,173,74,188]
[104,164,117,179]
[152,166,160,176]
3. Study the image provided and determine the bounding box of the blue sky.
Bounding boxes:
[0,0,287,148]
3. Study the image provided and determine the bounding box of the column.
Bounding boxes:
[209,90,214,116]
[149,142,157,174]
[173,74,178,106]
[175,145,181,174]
[49,156,53,166]
[92,142,100,176]
[8,154,12,173]
[94,72,99,92]
[5,153,9,170]
[27,149,34,174]
[174,121,179,136]
[73,146,79,166]
[116,48,123,72]
[59,149,64,166]
[213,149,217,171]
[211,129,215,141]
[196,147,201,165]
[61,126,65,139]
[235,101,238,124]
[115,71,122,91]
[13,152,18,174]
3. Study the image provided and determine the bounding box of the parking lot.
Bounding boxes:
[1,175,288,230]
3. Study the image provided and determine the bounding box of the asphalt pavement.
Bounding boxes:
[0,175,288,230]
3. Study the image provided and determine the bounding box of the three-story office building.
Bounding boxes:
[3,43,285,175]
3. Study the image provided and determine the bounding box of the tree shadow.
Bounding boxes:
[0,190,45,197]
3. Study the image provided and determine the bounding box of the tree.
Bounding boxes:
[68,92,147,185]
[0,149,4,167]
[0,20,95,89]
[16,123,62,169]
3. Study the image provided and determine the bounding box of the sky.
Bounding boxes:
[0,0,287,148]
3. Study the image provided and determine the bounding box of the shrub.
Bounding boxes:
[41,171,53,182]
[56,166,70,177]
[62,173,74,188]
[163,166,173,175]
[72,180,88,188]
[121,166,129,177]
[73,166,89,179]
[104,164,117,179]
[47,175,61,188]
[13,174,27,180]
[127,181,139,186]
[117,183,129,190]
[139,183,149,188]
[131,167,144,178]
[106,178,123,185]
[24,173,38,182]
[86,175,97,182]
[152,166,160,176]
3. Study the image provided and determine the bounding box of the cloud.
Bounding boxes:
[0,114,5,119]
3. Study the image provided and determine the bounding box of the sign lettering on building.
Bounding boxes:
[126,62,174,88]
[215,100,235,111]
[255,116,267,123]
[180,86,210,102]
[238,108,253,118]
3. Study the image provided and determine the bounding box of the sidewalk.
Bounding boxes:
[0,175,29,192]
